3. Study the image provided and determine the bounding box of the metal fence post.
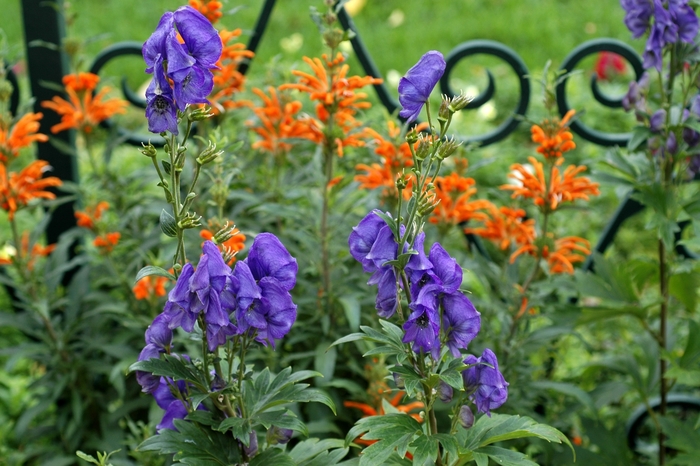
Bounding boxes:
[20,0,78,246]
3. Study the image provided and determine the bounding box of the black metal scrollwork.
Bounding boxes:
[6,65,20,117]
[556,38,644,147]
[440,40,530,147]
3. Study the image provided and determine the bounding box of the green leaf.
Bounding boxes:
[249,448,296,466]
[439,371,464,391]
[315,342,337,380]
[409,435,438,466]
[530,381,596,413]
[289,438,347,464]
[665,366,700,386]
[478,446,538,466]
[257,411,308,437]
[681,320,700,368]
[160,209,178,237]
[338,295,361,330]
[216,417,252,443]
[129,355,204,387]
[161,160,172,175]
[669,273,700,312]
[133,265,176,285]
[628,126,652,151]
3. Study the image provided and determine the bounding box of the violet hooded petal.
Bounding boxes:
[472,349,509,416]
[171,66,214,111]
[348,210,389,272]
[143,12,174,73]
[427,242,463,294]
[245,233,298,291]
[145,312,173,350]
[442,292,481,357]
[145,57,179,135]
[164,263,198,331]
[370,266,399,318]
[255,277,297,347]
[404,231,433,283]
[398,51,446,122]
[233,260,262,314]
[173,5,222,69]
[365,225,399,269]
[136,344,162,393]
[157,399,189,431]
[402,298,440,357]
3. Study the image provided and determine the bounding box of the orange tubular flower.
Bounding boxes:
[208,29,256,113]
[0,160,62,220]
[189,0,223,23]
[75,201,110,230]
[501,157,599,211]
[248,87,321,154]
[531,110,576,159]
[133,275,168,300]
[465,202,536,251]
[430,172,492,226]
[0,112,49,161]
[510,235,590,274]
[279,53,382,156]
[0,231,56,270]
[41,73,127,134]
[93,232,120,253]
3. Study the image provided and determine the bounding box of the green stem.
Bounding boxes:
[658,238,668,466]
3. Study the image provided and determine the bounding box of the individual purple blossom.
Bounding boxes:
[163,262,198,331]
[398,50,446,122]
[153,377,189,431]
[136,312,173,393]
[136,344,162,393]
[621,0,654,38]
[402,295,440,358]
[442,292,481,357]
[145,59,179,134]
[668,0,699,42]
[348,210,389,273]
[650,109,667,133]
[191,241,235,328]
[236,277,297,348]
[666,131,678,154]
[462,349,509,416]
[245,233,298,291]
[244,432,259,457]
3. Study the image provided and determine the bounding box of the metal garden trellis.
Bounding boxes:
[14,0,700,452]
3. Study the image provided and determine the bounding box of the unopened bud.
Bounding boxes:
[267,425,293,445]
[189,106,214,121]
[437,137,461,160]
[417,192,438,216]
[459,405,474,429]
[178,212,202,229]
[449,92,473,113]
[196,141,223,165]
[244,432,258,457]
[405,128,419,144]
[438,99,450,123]
[141,142,158,158]
[395,174,409,191]
[438,381,453,403]
[415,137,431,161]
[393,372,405,389]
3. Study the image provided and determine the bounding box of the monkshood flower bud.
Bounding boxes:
[436,137,461,160]
[244,432,259,457]
[462,349,509,416]
[398,51,446,123]
[650,109,666,133]
[141,142,158,158]
[688,154,700,177]
[438,99,450,124]
[459,404,475,429]
[415,136,432,161]
[393,371,405,389]
[196,141,223,165]
[666,131,678,155]
[438,381,454,403]
[448,91,472,113]
[153,377,190,432]
[267,424,294,445]
[136,313,174,393]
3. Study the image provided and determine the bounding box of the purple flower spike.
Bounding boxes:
[403,296,441,357]
[398,51,446,122]
[245,233,298,291]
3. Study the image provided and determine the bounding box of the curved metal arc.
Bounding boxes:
[440,40,530,147]
[238,0,277,76]
[556,38,644,147]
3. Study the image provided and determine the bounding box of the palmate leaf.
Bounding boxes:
[138,419,240,465]
[345,413,423,466]
[246,367,336,416]
[249,448,296,466]
[462,414,574,462]
[289,438,349,465]
[129,355,206,388]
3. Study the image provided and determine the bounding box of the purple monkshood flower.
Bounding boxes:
[245,233,298,291]
[462,349,509,416]
[235,234,298,347]
[143,5,222,129]
[621,0,654,38]
[403,296,441,358]
[668,0,699,43]
[153,377,190,431]
[398,50,446,122]
[650,108,667,133]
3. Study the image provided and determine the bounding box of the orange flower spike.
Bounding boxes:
[0,160,62,220]
[1,112,49,160]
[530,110,577,159]
[189,0,223,23]
[75,201,110,230]
[93,232,120,253]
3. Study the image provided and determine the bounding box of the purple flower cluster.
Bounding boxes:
[621,0,699,70]
[349,210,481,358]
[463,349,509,416]
[142,5,223,134]
[137,234,297,391]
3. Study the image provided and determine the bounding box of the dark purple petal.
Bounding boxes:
[136,345,161,393]
[348,210,389,272]
[427,242,462,294]
[206,322,238,352]
[145,312,173,350]
[398,51,446,122]
[402,298,440,357]
[255,277,297,347]
[370,266,399,318]
[462,354,479,391]
[438,381,454,403]
[472,349,509,416]
[459,405,475,429]
[171,66,214,111]
[365,225,399,269]
[442,292,481,357]
[164,263,197,331]
[174,5,222,69]
[143,12,174,73]
[405,232,433,283]
[233,261,262,315]
[650,109,666,132]
[245,233,298,291]
[157,399,189,431]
